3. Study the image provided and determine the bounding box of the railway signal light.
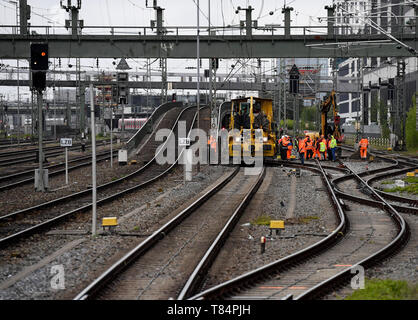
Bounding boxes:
[30,43,49,71]
[289,64,300,94]
[172,93,177,102]
[31,43,48,92]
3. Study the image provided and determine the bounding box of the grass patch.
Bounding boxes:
[345,279,418,300]
[382,175,418,194]
[287,215,319,224]
[251,215,271,226]
[299,215,319,223]
[383,184,418,195]
[381,180,394,185]
[404,176,418,184]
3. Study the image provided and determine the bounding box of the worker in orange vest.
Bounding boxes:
[359,136,369,159]
[305,136,313,159]
[298,136,306,164]
[313,137,321,159]
[281,136,290,160]
[286,136,293,159]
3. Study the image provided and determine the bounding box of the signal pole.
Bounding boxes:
[31,43,48,192]
[89,83,97,236]
[36,90,45,192]
[196,0,200,173]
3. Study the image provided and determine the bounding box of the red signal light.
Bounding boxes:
[41,52,46,56]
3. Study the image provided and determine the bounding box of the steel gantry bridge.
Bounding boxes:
[0,1,417,139]
[0,4,416,59]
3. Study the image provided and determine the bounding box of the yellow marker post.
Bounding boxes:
[270,220,285,229]
[406,172,415,177]
[102,217,118,233]
[269,220,285,237]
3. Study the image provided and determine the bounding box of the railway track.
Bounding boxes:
[186,158,409,300]
[0,139,114,167]
[72,146,414,300]
[0,149,120,191]
[74,165,265,300]
[332,157,418,214]
[0,105,197,248]
[0,139,56,150]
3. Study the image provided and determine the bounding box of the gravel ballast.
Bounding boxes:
[0,164,232,300]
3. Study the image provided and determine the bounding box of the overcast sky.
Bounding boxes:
[0,0,333,101]
[1,0,332,28]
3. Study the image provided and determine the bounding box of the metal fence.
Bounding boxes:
[344,136,390,149]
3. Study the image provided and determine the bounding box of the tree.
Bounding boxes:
[378,100,390,139]
[406,95,418,149]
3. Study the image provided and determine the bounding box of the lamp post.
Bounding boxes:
[196,0,200,172]
[9,1,20,144]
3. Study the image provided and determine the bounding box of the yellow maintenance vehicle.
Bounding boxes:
[228,96,277,158]
[319,90,343,156]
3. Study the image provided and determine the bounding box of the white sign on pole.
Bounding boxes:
[60,138,72,185]
[60,138,73,147]
[178,137,191,146]
[184,148,193,182]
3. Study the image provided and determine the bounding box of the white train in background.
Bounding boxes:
[118,118,148,130]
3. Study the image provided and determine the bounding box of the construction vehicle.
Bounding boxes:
[228,96,277,158]
[319,90,343,156]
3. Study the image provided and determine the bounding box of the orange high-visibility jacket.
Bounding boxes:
[282,138,290,147]
[359,138,369,148]
[298,139,306,153]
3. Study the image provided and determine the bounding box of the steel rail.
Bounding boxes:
[73,107,237,300]
[295,161,409,300]
[366,168,418,208]
[0,150,120,192]
[189,160,347,300]
[0,139,116,166]
[332,159,418,214]
[177,166,266,300]
[0,106,197,247]
[190,154,414,300]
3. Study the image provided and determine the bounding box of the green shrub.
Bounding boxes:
[345,279,418,300]
[406,95,418,149]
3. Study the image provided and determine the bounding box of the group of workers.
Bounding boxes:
[296,134,338,164]
[278,133,338,164]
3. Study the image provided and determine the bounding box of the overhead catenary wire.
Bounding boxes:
[336,2,417,55]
